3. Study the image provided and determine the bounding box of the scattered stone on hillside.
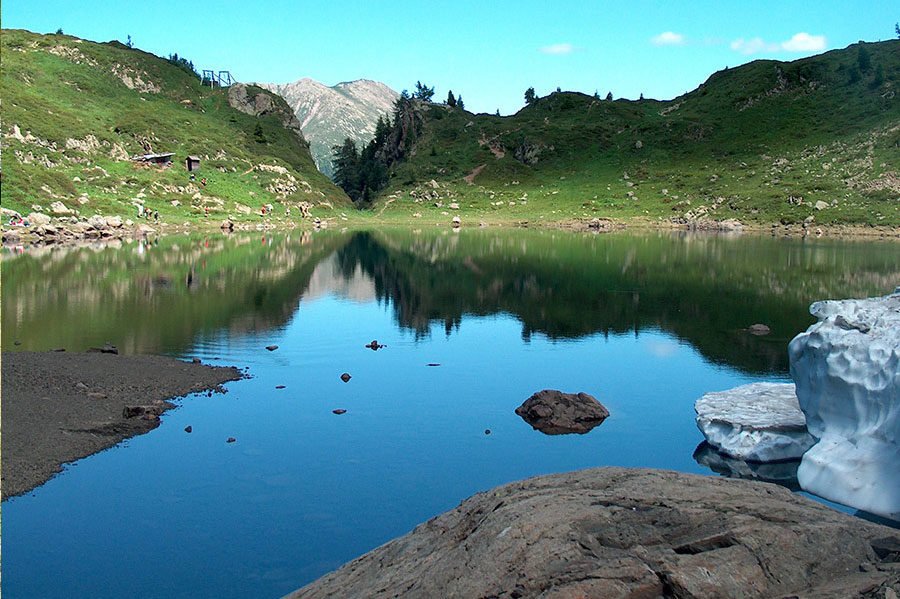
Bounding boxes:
[695,382,815,462]
[287,468,900,599]
[50,201,74,216]
[515,389,609,435]
[748,323,770,336]
[789,288,900,520]
[451,216,461,228]
[814,200,829,211]
[27,212,51,226]
[220,219,234,232]
[634,140,643,149]
[429,179,440,189]
[106,216,123,228]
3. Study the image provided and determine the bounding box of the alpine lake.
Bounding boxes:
[2,227,898,598]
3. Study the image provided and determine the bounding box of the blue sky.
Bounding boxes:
[3,1,896,114]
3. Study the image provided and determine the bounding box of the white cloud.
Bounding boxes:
[651,31,685,46]
[730,37,777,55]
[781,32,826,52]
[540,43,574,55]
[730,32,827,55]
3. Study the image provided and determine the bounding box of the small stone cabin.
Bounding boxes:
[186,156,201,172]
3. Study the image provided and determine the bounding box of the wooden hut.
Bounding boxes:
[186,155,201,172]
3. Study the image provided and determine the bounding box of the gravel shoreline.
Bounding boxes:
[1,351,242,500]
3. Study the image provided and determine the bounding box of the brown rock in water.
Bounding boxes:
[748,323,771,336]
[226,437,236,443]
[365,340,385,350]
[515,389,609,435]
[286,468,900,599]
[184,426,192,433]
[192,357,202,364]
[266,345,279,351]
[340,373,352,383]
[122,405,163,419]
[275,385,286,390]
[332,409,347,415]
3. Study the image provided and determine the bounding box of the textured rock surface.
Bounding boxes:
[515,389,609,434]
[789,288,900,520]
[287,468,900,599]
[694,382,815,462]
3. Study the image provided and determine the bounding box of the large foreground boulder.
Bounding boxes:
[694,382,815,462]
[515,389,609,435]
[287,468,898,598]
[789,288,900,520]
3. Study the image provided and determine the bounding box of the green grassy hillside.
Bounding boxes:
[371,40,899,226]
[1,29,351,223]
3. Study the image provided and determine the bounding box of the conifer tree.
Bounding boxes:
[524,87,537,105]
[457,95,465,110]
[446,90,457,107]
[605,91,613,101]
[413,81,435,102]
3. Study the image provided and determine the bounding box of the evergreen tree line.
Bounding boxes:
[333,82,459,207]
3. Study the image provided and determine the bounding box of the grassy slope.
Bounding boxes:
[1,29,351,223]
[369,40,899,226]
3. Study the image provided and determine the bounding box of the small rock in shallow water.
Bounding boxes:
[275,385,286,389]
[265,345,279,351]
[365,340,385,350]
[333,409,347,415]
[226,437,236,443]
[516,390,609,435]
[484,429,491,435]
[192,357,201,364]
[748,323,771,336]
[184,426,192,433]
[427,363,441,367]
[340,373,352,382]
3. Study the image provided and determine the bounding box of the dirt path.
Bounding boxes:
[1,351,242,499]
[464,164,486,185]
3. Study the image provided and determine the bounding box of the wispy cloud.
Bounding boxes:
[540,43,574,55]
[651,31,685,46]
[730,32,827,55]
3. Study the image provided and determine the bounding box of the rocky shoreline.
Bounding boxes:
[1,351,242,499]
[288,467,900,598]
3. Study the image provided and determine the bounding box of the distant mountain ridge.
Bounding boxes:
[259,78,399,177]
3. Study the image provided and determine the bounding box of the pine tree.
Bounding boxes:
[126,34,133,48]
[857,45,872,73]
[524,87,537,105]
[605,92,613,101]
[446,90,457,107]
[413,81,435,102]
[457,95,465,110]
[639,93,644,100]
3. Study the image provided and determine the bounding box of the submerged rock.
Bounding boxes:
[789,288,900,521]
[515,389,609,435]
[287,468,900,599]
[340,373,351,383]
[694,382,815,462]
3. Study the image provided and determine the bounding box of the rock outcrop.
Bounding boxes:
[227,83,308,147]
[287,468,900,598]
[789,288,900,521]
[515,389,609,434]
[694,382,815,462]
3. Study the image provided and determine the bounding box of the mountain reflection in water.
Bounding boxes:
[3,229,897,377]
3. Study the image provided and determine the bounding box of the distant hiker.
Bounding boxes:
[200,177,207,187]
[204,206,210,218]
[190,174,196,182]
[153,210,159,222]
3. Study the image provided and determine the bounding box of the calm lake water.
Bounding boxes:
[3,228,898,598]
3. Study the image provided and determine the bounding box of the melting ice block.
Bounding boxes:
[695,382,815,463]
[789,288,900,521]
